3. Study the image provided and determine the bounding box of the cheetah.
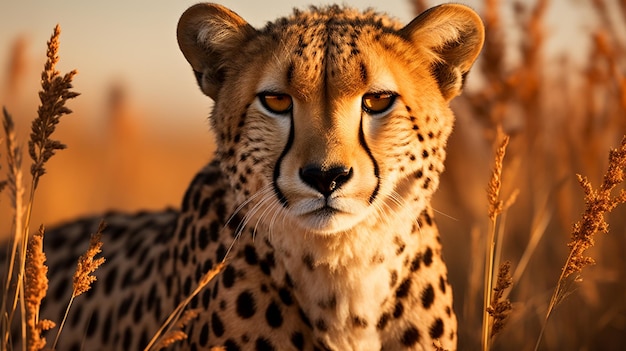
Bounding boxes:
[2,3,484,350]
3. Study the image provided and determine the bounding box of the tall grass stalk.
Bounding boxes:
[534,136,626,351]
[144,262,224,351]
[1,24,79,351]
[482,132,514,350]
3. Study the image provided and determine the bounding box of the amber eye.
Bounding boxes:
[259,93,293,114]
[362,92,397,114]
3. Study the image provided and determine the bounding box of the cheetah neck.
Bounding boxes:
[260,199,442,350]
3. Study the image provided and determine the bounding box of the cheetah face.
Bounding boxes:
[178,4,484,235]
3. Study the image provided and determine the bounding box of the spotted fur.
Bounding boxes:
[3,3,484,350]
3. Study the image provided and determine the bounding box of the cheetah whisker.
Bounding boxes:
[223,187,275,260]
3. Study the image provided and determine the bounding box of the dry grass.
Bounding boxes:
[435,0,626,349]
[0,23,222,351]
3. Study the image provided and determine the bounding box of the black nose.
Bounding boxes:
[299,165,353,197]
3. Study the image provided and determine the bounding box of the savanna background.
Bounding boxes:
[1,0,625,350]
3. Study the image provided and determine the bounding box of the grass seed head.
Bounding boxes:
[25,226,55,351]
[72,221,105,297]
[28,24,79,188]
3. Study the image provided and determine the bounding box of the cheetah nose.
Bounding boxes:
[299,165,353,197]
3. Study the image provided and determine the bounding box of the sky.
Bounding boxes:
[0,0,413,131]
[0,0,595,132]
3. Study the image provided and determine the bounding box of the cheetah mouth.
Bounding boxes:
[308,205,341,217]
[291,200,365,234]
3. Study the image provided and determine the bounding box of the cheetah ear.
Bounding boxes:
[400,4,485,101]
[177,3,257,99]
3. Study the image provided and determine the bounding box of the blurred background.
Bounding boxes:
[1,0,625,350]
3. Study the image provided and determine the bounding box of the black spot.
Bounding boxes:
[209,221,220,242]
[423,177,432,189]
[291,331,305,350]
[202,287,212,309]
[212,280,220,299]
[139,330,149,349]
[417,133,424,142]
[178,216,192,241]
[102,310,112,344]
[123,327,133,349]
[200,197,211,217]
[315,318,328,332]
[299,308,312,328]
[118,294,133,318]
[224,339,241,351]
[223,265,236,288]
[154,297,162,321]
[359,62,368,84]
[255,337,276,351]
[439,275,447,293]
[157,250,171,270]
[183,276,192,296]
[244,245,258,265]
[422,150,429,158]
[198,225,210,249]
[279,288,294,305]
[396,278,412,298]
[393,301,404,318]
[424,247,433,266]
[265,301,283,328]
[259,252,276,275]
[216,243,227,262]
[352,315,368,328]
[446,306,452,316]
[133,296,144,323]
[377,312,390,330]
[411,254,421,271]
[199,322,209,346]
[146,283,157,310]
[86,309,99,337]
[421,284,435,309]
[104,266,118,295]
[52,277,69,301]
[414,170,423,179]
[286,63,295,85]
[303,254,315,270]
[236,291,256,318]
[390,270,398,287]
[138,259,155,282]
[401,325,420,346]
[430,318,444,339]
[285,273,294,287]
[423,211,433,226]
[212,312,225,337]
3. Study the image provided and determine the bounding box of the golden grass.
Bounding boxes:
[24,226,54,351]
[0,24,221,351]
[144,262,224,351]
[482,131,515,350]
[52,221,106,349]
[440,0,626,349]
[1,24,78,351]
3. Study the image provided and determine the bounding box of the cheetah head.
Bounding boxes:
[178,3,484,235]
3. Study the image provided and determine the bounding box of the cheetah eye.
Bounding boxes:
[362,92,397,115]
[258,93,293,115]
